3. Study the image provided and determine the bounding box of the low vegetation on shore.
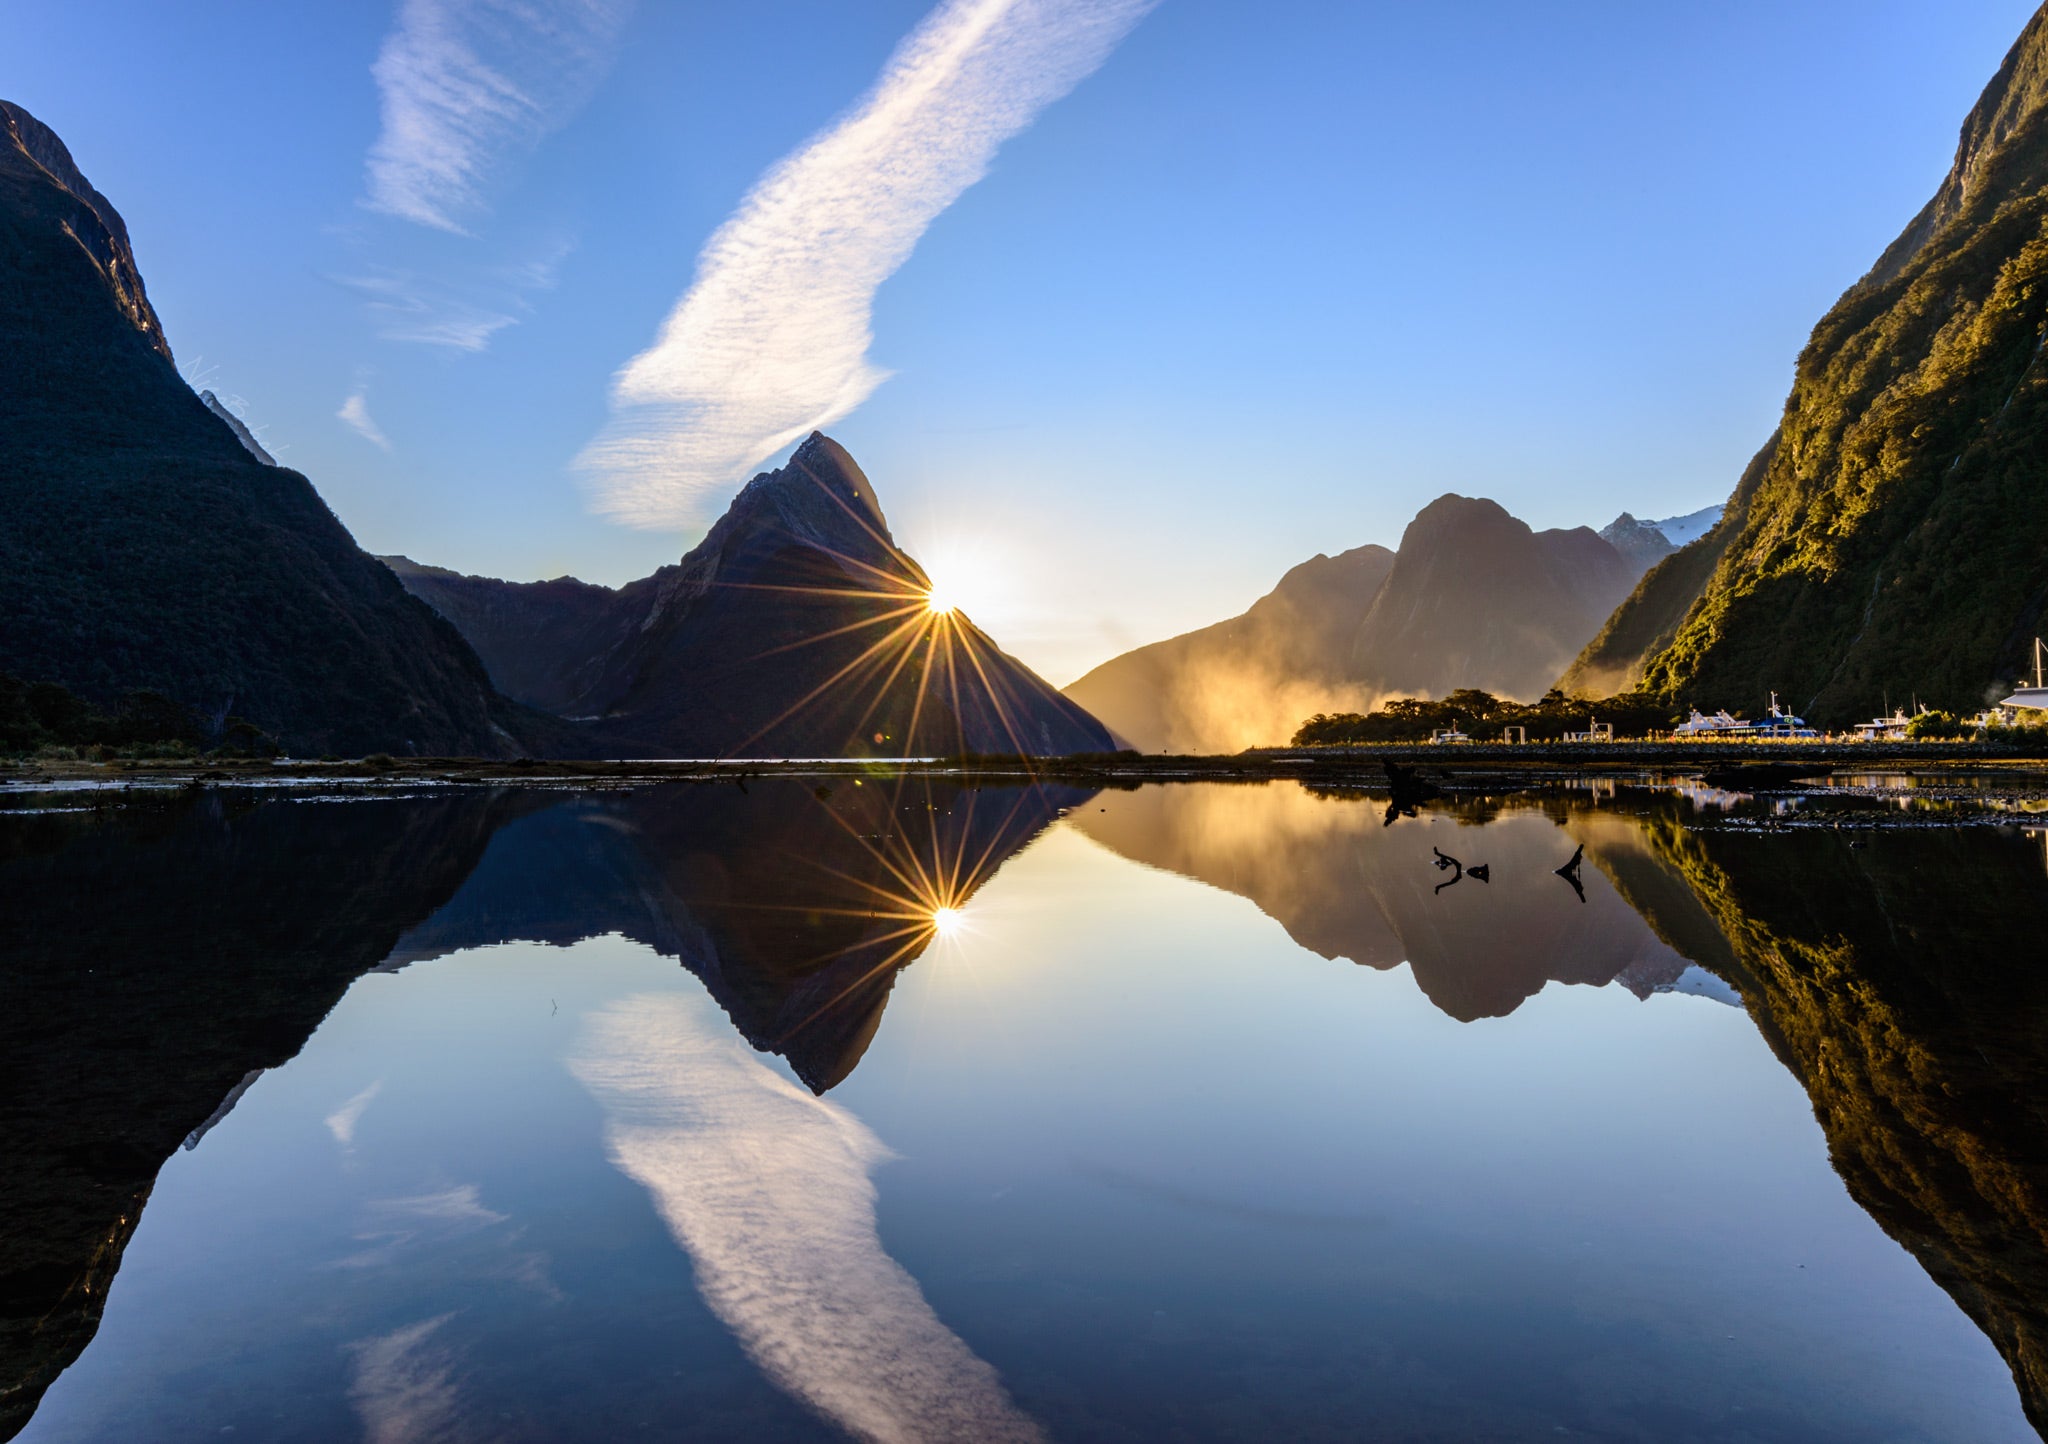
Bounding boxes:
[1292,690,1676,745]
[0,673,278,759]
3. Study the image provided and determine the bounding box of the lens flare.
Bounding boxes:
[930,905,965,937]
[924,587,956,616]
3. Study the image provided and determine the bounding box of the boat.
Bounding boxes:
[1673,707,1745,738]
[1427,726,1471,745]
[1851,708,1913,742]
[1999,638,2048,712]
[1747,694,1819,739]
[1674,693,1817,740]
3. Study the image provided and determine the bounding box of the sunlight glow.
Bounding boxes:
[924,587,957,616]
[930,906,966,937]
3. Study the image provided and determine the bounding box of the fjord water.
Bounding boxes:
[4,781,2044,1441]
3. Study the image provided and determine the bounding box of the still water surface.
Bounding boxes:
[4,777,2044,1441]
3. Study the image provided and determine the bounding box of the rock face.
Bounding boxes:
[1350,495,1637,702]
[0,100,529,757]
[198,391,275,465]
[380,556,641,717]
[1569,8,2048,718]
[390,433,1116,758]
[1063,544,1395,753]
[0,101,168,361]
[1066,495,1637,752]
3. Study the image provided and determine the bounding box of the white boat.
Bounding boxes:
[1428,727,1471,745]
[1999,638,2048,712]
[1674,707,1745,737]
[1852,709,1912,742]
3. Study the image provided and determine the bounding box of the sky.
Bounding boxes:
[4,0,2040,684]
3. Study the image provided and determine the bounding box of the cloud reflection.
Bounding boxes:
[570,992,1043,1443]
[345,1312,468,1444]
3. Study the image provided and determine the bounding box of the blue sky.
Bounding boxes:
[5,1,2039,682]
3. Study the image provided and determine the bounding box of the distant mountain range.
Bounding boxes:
[1567,7,2048,719]
[1597,505,1723,573]
[0,99,1109,760]
[1066,493,1645,752]
[387,433,1113,758]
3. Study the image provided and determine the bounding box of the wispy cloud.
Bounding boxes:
[335,234,575,353]
[346,1313,470,1444]
[326,1080,386,1144]
[571,992,1045,1443]
[580,0,1155,529]
[339,391,394,452]
[340,270,519,352]
[364,0,633,234]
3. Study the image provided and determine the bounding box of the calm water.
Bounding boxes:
[3,776,2045,1442]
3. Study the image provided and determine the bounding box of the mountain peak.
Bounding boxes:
[0,99,170,362]
[1862,7,2048,289]
[730,431,891,544]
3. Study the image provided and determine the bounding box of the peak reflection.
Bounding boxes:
[387,777,1089,1091]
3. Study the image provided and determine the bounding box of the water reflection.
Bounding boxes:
[2,776,2046,1438]
[1584,808,2048,1436]
[572,992,1044,1443]
[386,777,1086,1091]
[0,778,1074,1438]
[1071,782,1702,1020]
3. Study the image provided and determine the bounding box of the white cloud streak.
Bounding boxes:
[571,992,1044,1444]
[346,1313,470,1444]
[364,0,633,234]
[580,0,1155,529]
[338,391,394,452]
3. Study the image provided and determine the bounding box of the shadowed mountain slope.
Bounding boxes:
[1066,495,1636,753]
[1350,495,1637,704]
[0,100,527,757]
[1569,6,2048,718]
[390,434,1115,758]
[1063,545,1395,753]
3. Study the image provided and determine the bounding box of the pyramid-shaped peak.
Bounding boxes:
[776,431,888,533]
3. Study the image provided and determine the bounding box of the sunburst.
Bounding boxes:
[707,457,1044,764]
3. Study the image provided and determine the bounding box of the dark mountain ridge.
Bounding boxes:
[390,433,1116,758]
[0,99,530,757]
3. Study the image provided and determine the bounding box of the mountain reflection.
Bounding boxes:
[5,779,2048,1439]
[0,777,1077,1440]
[385,777,1088,1091]
[1585,809,2048,1437]
[1078,778,2048,1435]
[1072,781,1709,1020]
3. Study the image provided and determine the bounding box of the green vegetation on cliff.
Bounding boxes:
[1569,10,2048,721]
